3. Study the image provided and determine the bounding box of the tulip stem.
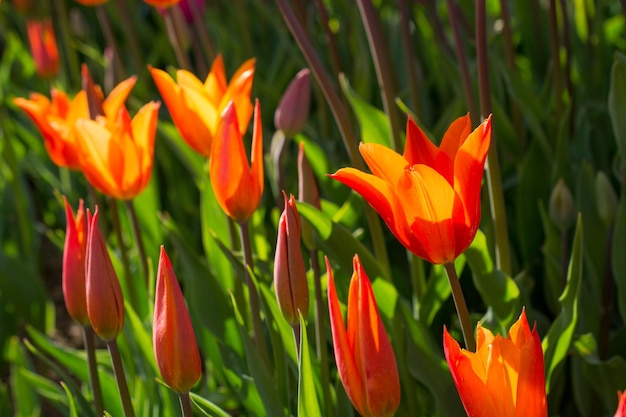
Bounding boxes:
[110,198,138,309]
[475,0,512,277]
[444,263,475,352]
[292,322,301,359]
[96,5,124,83]
[106,339,136,417]
[163,8,191,71]
[239,221,269,365]
[82,326,104,417]
[114,0,145,74]
[310,250,332,416]
[178,392,194,417]
[125,200,149,287]
[188,0,215,62]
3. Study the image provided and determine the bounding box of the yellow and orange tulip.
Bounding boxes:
[74,77,160,200]
[149,55,254,157]
[443,310,547,417]
[209,100,263,223]
[330,114,492,265]
[327,255,400,417]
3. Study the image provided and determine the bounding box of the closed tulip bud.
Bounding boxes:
[178,0,205,23]
[297,142,320,250]
[63,197,89,326]
[615,391,626,417]
[86,208,124,341]
[596,172,618,227]
[274,193,309,325]
[274,69,310,138]
[154,247,201,393]
[549,178,576,232]
[26,18,59,79]
[327,255,400,417]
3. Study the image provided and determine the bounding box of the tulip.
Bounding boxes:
[25,18,59,79]
[327,255,400,417]
[62,197,90,326]
[330,114,492,265]
[85,208,125,341]
[153,247,201,394]
[210,100,263,222]
[274,68,310,138]
[149,55,255,157]
[274,192,309,325]
[144,0,180,7]
[13,74,132,169]
[75,70,160,200]
[443,310,547,417]
[615,391,626,417]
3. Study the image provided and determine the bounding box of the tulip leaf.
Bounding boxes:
[61,382,79,417]
[230,292,284,417]
[190,392,233,417]
[339,74,392,148]
[7,337,40,417]
[259,284,297,365]
[465,230,521,332]
[298,315,322,417]
[612,185,626,323]
[123,301,158,374]
[18,368,66,404]
[542,214,583,393]
[609,51,626,161]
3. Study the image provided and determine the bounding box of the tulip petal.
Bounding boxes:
[326,258,367,417]
[62,197,89,325]
[103,76,137,118]
[359,143,408,189]
[176,69,205,93]
[403,116,439,167]
[75,119,119,198]
[250,100,264,204]
[218,58,255,135]
[131,101,160,189]
[204,54,227,102]
[440,114,472,162]
[444,328,499,417]
[515,327,547,417]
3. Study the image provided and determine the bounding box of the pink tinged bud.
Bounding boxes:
[63,197,89,326]
[274,192,309,325]
[327,255,401,417]
[86,208,125,341]
[274,68,310,137]
[154,247,201,393]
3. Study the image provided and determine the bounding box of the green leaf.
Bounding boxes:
[465,230,521,332]
[61,382,79,417]
[7,337,41,417]
[298,315,322,417]
[609,52,626,162]
[542,214,583,392]
[18,368,66,404]
[339,74,391,147]
[612,184,626,323]
[190,392,233,417]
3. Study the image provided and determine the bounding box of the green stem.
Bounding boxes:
[49,0,79,86]
[238,221,269,365]
[125,200,149,287]
[408,252,426,318]
[114,0,145,74]
[106,339,136,417]
[96,5,124,82]
[444,263,475,351]
[475,0,512,276]
[398,0,421,118]
[188,0,215,62]
[447,0,479,124]
[292,322,301,359]
[310,250,332,416]
[163,8,190,71]
[391,313,419,413]
[82,326,104,417]
[356,0,402,151]
[109,198,137,309]
[312,0,343,76]
[275,0,390,279]
[178,391,194,417]
[548,0,563,120]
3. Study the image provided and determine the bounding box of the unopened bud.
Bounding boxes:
[274,69,310,138]
[596,171,618,227]
[63,197,89,326]
[26,18,59,79]
[549,178,576,232]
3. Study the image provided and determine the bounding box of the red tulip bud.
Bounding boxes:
[26,18,59,79]
[86,208,124,341]
[62,197,89,326]
[274,69,310,138]
[615,391,626,417]
[154,246,201,393]
[274,192,309,325]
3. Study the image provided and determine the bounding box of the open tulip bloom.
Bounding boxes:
[330,114,492,265]
[444,310,547,417]
[327,255,400,417]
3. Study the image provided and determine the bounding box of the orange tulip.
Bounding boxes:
[86,208,125,341]
[330,114,492,265]
[13,76,131,169]
[327,255,400,417]
[74,75,160,200]
[153,246,201,393]
[25,18,59,79]
[149,55,255,157]
[209,100,263,223]
[443,310,547,417]
[63,197,89,326]
[615,391,626,417]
